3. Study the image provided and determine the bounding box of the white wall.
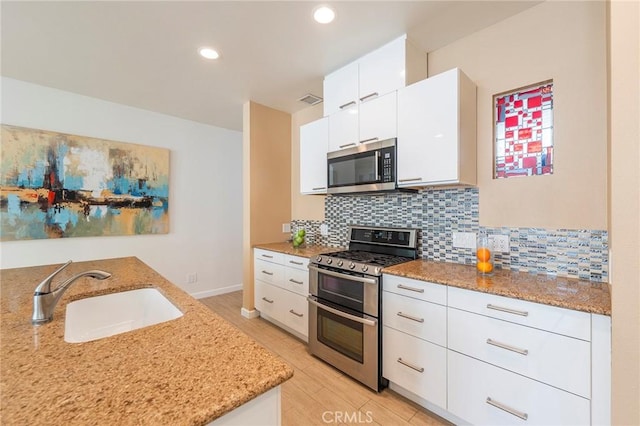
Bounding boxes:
[0,77,243,298]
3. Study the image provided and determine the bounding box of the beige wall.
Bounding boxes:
[428,1,608,230]
[291,103,326,221]
[609,0,640,423]
[242,101,292,311]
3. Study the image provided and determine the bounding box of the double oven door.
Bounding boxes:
[307,264,384,391]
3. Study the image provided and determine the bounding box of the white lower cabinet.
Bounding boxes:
[448,351,590,426]
[254,249,310,341]
[383,326,447,409]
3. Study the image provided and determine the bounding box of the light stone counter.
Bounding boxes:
[253,241,339,258]
[383,259,611,315]
[0,257,293,425]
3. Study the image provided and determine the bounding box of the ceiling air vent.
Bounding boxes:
[298,93,323,106]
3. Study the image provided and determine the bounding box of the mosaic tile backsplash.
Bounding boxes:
[293,187,609,282]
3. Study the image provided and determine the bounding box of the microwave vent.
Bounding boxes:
[298,93,323,106]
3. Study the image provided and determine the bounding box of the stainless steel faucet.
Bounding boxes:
[31,260,112,325]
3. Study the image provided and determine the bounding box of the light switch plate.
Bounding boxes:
[453,232,476,249]
[320,223,329,236]
[282,223,291,233]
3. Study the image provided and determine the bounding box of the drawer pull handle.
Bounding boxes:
[486,338,529,356]
[289,260,304,266]
[397,358,424,373]
[486,397,528,421]
[289,279,304,285]
[397,284,424,293]
[359,137,379,144]
[261,254,274,259]
[398,177,422,183]
[311,186,326,191]
[261,270,274,276]
[487,304,529,317]
[339,101,357,110]
[289,309,304,318]
[261,297,274,304]
[359,92,379,102]
[397,312,424,323]
[339,143,357,149]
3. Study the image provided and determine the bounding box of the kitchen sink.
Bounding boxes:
[64,288,183,343]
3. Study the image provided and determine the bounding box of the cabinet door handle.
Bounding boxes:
[311,186,326,191]
[289,278,304,285]
[398,177,423,183]
[289,260,304,266]
[359,137,379,144]
[339,101,357,110]
[397,312,424,323]
[486,397,528,421]
[487,304,529,317]
[261,270,274,276]
[486,338,529,356]
[339,143,357,149]
[261,297,274,304]
[261,254,274,259]
[397,358,424,373]
[397,284,424,293]
[359,92,379,102]
[289,309,304,318]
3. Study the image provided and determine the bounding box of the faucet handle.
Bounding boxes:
[34,260,73,294]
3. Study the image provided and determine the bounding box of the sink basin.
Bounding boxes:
[64,288,183,343]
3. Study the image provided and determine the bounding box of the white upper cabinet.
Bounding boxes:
[323,62,359,117]
[300,117,329,194]
[397,68,477,188]
[323,34,427,152]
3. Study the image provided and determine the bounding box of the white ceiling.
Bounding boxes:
[1,1,540,131]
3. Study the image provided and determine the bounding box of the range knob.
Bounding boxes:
[326,258,332,265]
[361,265,369,272]
[337,260,344,267]
[349,262,356,270]
[374,267,382,275]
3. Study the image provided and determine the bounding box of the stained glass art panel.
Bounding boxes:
[493,80,554,179]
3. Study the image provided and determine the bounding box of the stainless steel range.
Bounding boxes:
[307,225,419,391]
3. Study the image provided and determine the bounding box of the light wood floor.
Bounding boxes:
[200,291,451,426]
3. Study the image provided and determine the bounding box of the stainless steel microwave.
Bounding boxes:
[327,138,396,194]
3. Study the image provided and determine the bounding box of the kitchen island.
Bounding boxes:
[0,257,293,425]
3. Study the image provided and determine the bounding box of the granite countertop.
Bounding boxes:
[253,241,339,258]
[383,259,611,316]
[0,257,293,425]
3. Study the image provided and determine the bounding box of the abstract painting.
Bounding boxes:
[493,80,554,178]
[0,125,169,241]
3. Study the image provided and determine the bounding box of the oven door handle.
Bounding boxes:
[308,264,378,285]
[307,296,377,327]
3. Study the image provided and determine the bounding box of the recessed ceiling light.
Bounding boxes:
[313,5,336,24]
[198,47,220,60]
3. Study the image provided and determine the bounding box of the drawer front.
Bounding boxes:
[448,351,590,426]
[285,267,309,296]
[284,254,309,271]
[382,274,447,305]
[382,291,446,346]
[448,286,591,340]
[254,248,285,264]
[255,280,283,322]
[448,308,591,398]
[383,326,447,409]
[254,259,285,287]
[281,290,308,338]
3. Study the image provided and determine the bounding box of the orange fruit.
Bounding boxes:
[477,261,494,274]
[476,247,491,262]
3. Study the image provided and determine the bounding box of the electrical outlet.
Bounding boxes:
[320,223,329,236]
[490,235,510,253]
[187,273,198,284]
[282,223,291,233]
[452,231,476,249]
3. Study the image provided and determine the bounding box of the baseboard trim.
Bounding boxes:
[241,308,260,319]
[190,284,243,299]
